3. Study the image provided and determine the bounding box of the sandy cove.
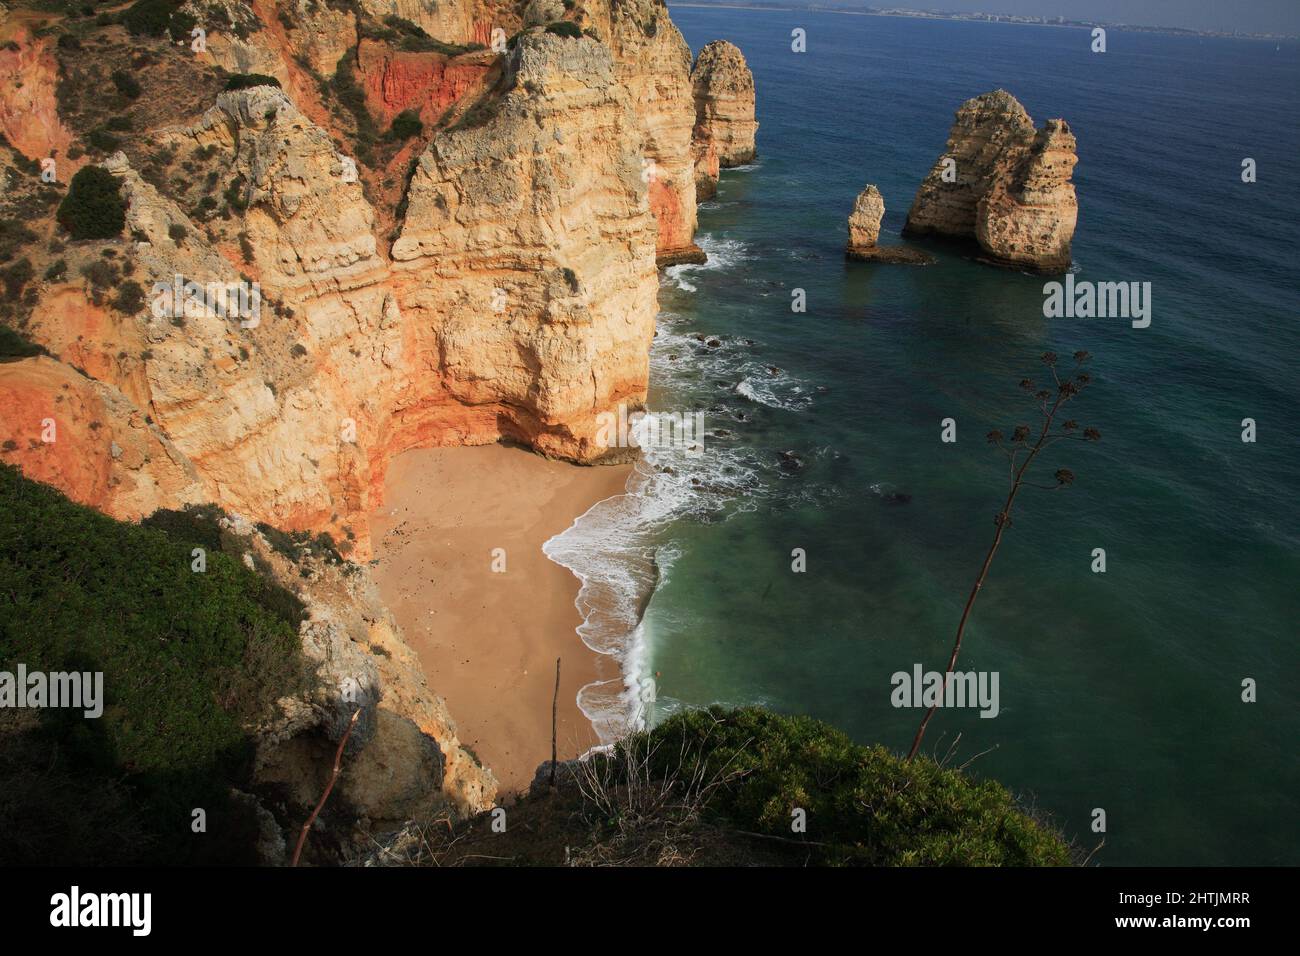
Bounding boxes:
[368,444,632,795]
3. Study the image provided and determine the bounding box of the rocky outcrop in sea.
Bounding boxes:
[903,89,1078,273]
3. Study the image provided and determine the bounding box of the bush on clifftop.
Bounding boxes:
[0,465,309,864]
[120,0,182,37]
[56,166,126,241]
[641,706,1073,865]
[397,705,1074,867]
[544,20,583,39]
[224,73,283,92]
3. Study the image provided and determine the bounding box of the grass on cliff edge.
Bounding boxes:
[384,706,1075,867]
[0,463,309,864]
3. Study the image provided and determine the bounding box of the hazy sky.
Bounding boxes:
[683,2,1300,34]
[894,1,1300,34]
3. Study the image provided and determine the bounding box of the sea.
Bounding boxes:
[544,6,1300,866]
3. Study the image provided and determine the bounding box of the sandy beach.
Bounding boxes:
[369,444,632,795]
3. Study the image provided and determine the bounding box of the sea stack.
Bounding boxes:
[848,185,885,248]
[903,90,1078,274]
[846,185,935,264]
[690,40,758,199]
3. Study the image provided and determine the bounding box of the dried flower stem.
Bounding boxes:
[906,352,1099,761]
[291,706,361,866]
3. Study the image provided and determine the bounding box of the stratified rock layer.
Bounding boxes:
[903,89,1077,273]
[585,0,703,264]
[690,40,758,168]
[0,35,655,560]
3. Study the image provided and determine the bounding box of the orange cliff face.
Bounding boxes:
[357,40,493,126]
[0,25,76,168]
[1,33,658,561]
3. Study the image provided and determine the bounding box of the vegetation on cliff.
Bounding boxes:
[0,464,309,864]
[373,706,1074,867]
[56,165,126,240]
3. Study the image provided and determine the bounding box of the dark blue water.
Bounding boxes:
[561,8,1300,866]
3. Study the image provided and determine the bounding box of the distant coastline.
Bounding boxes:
[666,3,1300,42]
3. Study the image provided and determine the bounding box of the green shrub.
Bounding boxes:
[545,20,582,39]
[0,259,34,299]
[44,259,68,282]
[329,51,377,146]
[0,465,309,864]
[0,219,38,263]
[112,279,146,314]
[223,73,282,92]
[86,128,121,153]
[140,503,232,559]
[111,69,142,99]
[0,326,48,361]
[121,0,181,37]
[387,109,423,141]
[255,521,344,566]
[79,258,118,289]
[57,166,126,241]
[223,177,248,212]
[168,222,187,243]
[167,8,197,41]
[640,706,1073,866]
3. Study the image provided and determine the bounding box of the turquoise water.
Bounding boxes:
[553,9,1300,866]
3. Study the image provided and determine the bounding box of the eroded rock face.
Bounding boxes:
[903,90,1078,273]
[390,33,658,462]
[690,40,757,168]
[357,39,493,126]
[0,26,75,166]
[223,512,496,852]
[847,184,885,249]
[692,129,719,202]
[2,37,654,561]
[585,0,702,264]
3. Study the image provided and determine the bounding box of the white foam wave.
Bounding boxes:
[661,235,752,293]
[544,239,814,743]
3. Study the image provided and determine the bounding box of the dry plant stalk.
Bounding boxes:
[907,351,1101,760]
[291,706,362,867]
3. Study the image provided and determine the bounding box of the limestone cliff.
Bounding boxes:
[0,1,738,839]
[583,0,703,264]
[903,90,1077,273]
[389,34,658,462]
[0,34,655,561]
[190,0,702,265]
[690,40,757,168]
